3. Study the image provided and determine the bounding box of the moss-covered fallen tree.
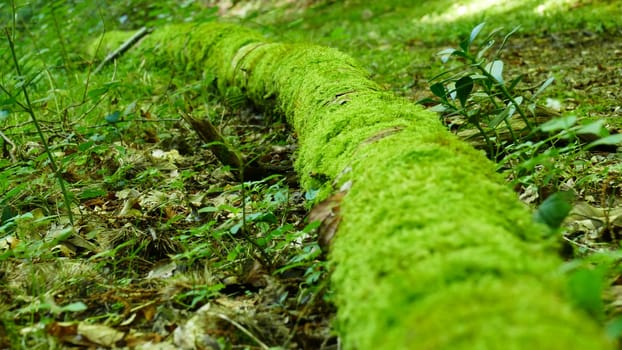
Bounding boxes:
[98,22,612,348]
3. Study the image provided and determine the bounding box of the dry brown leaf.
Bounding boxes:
[173,303,224,350]
[77,323,125,347]
[0,235,20,250]
[46,322,78,339]
[309,192,345,250]
[124,331,165,348]
[47,322,125,347]
[566,202,622,239]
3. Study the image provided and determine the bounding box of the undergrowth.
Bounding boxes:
[1,1,331,348]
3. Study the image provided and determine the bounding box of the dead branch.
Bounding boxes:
[93,27,152,75]
[0,129,17,162]
[180,111,247,174]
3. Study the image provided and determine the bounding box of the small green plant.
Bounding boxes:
[3,26,75,224]
[420,22,554,156]
[499,115,622,192]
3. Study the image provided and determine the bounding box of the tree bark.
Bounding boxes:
[110,23,612,349]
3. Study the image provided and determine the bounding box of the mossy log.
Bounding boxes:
[103,23,612,348]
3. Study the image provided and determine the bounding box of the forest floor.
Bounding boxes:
[0,0,621,349]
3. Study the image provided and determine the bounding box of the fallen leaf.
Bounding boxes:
[78,323,125,347]
[309,192,345,250]
[47,322,125,347]
[566,202,622,240]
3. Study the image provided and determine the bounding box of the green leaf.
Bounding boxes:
[430,83,447,100]
[489,107,509,129]
[1,205,18,224]
[482,27,504,43]
[302,220,321,233]
[87,87,109,100]
[606,317,622,339]
[0,110,8,123]
[60,302,88,313]
[469,22,486,45]
[429,104,448,113]
[230,222,242,234]
[105,111,121,124]
[533,191,574,230]
[87,81,121,100]
[416,97,438,105]
[507,74,524,91]
[437,48,457,63]
[451,50,468,59]
[48,227,75,245]
[470,74,488,80]
[77,141,95,152]
[533,77,555,99]
[246,212,277,223]
[509,96,522,117]
[489,98,522,129]
[539,115,577,132]
[497,25,521,53]
[586,134,622,149]
[475,39,495,61]
[198,206,219,214]
[123,100,137,116]
[575,120,608,137]
[79,187,108,200]
[455,76,473,107]
[459,39,469,52]
[567,267,604,319]
[485,60,504,84]
[1,185,27,205]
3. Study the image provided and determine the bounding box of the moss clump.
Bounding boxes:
[98,22,613,349]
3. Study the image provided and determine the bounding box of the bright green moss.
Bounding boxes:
[382,276,607,349]
[329,126,608,348]
[97,22,613,349]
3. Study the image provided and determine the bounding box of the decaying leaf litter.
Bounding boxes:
[1,0,621,348]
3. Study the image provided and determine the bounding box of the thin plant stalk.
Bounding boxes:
[475,74,519,145]
[5,28,74,225]
[475,62,533,131]
[468,111,494,154]
[50,4,70,71]
[239,166,272,268]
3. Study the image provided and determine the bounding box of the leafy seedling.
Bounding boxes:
[421,22,555,157]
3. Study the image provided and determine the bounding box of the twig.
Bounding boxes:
[212,312,270,350]
[180,110,244,173]
[0,83,28,111]
[182,110,288,182]
[0,120,32,131]
[562,235,600,253]
[180,112,275,266]
[0,130,17,162]
[93,26,152,75]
